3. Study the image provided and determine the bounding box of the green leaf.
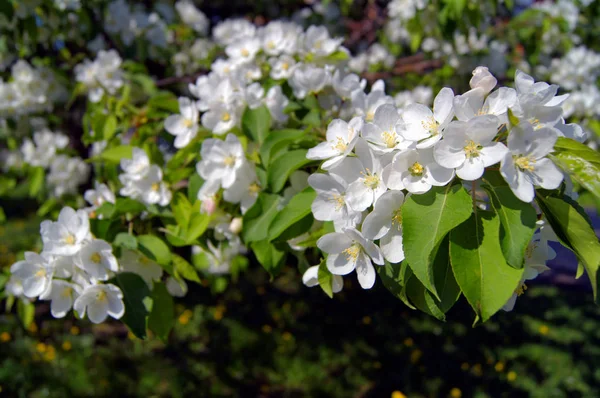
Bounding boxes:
[553,137,600,165]
[450,211,524,322]
[171,192,192,229]
[376,261,416,310]
[317,260,334,298]
[115,198,146,215]
[267,149,313,193]
[103,115,118,140]
[430,237,461,313]
[242,105,271,144]
[100,145,133,163]
[172,253,200,283]
[148,91,180,114]
[268,188,316,241]
[405,273,446,321]
[17,300,35,329]
[402,184,472,299]
[114,233,138,250]
[28,167,45,197]
[536,195,600,303]
[147,282,175,342]
[250,239,286,277]
[95,202,116,219]
[186,212,210,242]
[109,272,151,339]
[483,174,537,268]
[242,193,281,243]
[551,151,600,200]
[260,129,305,166]
[187,174,203,203]
[137,235,172,266]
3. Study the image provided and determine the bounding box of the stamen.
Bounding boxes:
[342,244,361,262]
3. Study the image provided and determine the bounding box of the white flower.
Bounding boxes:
[213,18,256,46]
[120,164,172,206]
[197,134,245,189]
[344,139,388,211]
[175,0,209,34]
[302,25,343,57]
[164,97,199,148]
[225,37,261,63]
[245,82,265,109]
[223,166,261,214]
[434,116,508,181]
[331,70,366,100]
[40,207,91,256]
[84,182,116,217]
[201,103,241,135]
[500,123,563,202]
[288,64,330,99]
[454,87,516,125]
[307,117,362,170]
[120,250,163,287]
[40,280,82,318]
[383,148,454,194]
[361,104,409,153]
[76,240,119,281]
[47,155,90,197]
[469,66,497,95]
[350,79,394,121]
[269,55,297,80]
[265,85,289,125]
[120,148,150,179]
[10,252,54,298]
[259,21,301,55]
[74,283,125,324]
[361,190,406,263]
[308,168,362,231]
[302,265,343,293]
[400,87,454,148]
[317,228,384,289]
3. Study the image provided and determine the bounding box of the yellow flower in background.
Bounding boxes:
[62,341,72,351]
[508,371,517,381]
[450,387,462,398]
[391,391,407,398]
[539,325,549,335]
[495,361,505,372]
[0,332,11,343]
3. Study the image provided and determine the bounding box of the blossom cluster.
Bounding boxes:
[75,50,125,103]
[0,60,66,118]
[119,148,172,207]
[302,66,581,307]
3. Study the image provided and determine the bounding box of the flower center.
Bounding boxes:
[343,243,361,262]
[35,268,47,278]
[464,140,482,158]
[267,41,276,49]
[514,155,535,172]
[528,118,542,130]
[97,290,108,302]
[365,111,375,122]
[221,112,231,122]
[281,62,289,71]
[90,252,102,264]
[184,118,193,128]
[248,183,261,194]
[421,117,439,136]
[409,161,424,177]
[64,234,76,245]
[332,137,347,152]
[362,169,380,190]
[223,155,236,166]
[330,194,345,211]
[515,283,528,297]
[151,182,160,192]
[241,48,249,57]
[381,131,397,148]
[477,106,489,116]
[392,209,402,229]
[61,287,73,298]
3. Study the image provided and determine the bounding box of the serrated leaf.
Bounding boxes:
[242,193,280,243]
[147,282,174,342]
[109,272,150,339]
[402,184,472,299]
[172,253,200,283]
[536,195,600,303]
[483,174,537,268]
[242,105,271,144]
[137,235,172,266]
[450,211,524,322]
[268,188,316,241]
[267,149,313,193]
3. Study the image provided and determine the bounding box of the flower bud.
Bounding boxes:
[229,217,243,235]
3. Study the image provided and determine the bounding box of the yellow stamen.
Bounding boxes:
[332,137,347,152]
[267,41,276,50]
[392,209,402,229]
[64,234,76,245]
[362,169,380,189]
[365,111,375,121]
[35,269,46,278]
[409,161,424,177]
[381,131,397,148]
[221,112,231,122]
[330,194,345,211]
[343,244,361,262]
[477,106,489,116]
[464,140,482,158]
[151,182,160,192]
[241,48,249,57]
[514,155,535,172]
[97,290,108,302]
[421,117,439,136]
[183,118,193,128]
[223,155,236,166]
[248,183,261,194]
[90,252,102,264]
[281,62,289,70]
[515,283,527,296]
[61,287,73,298]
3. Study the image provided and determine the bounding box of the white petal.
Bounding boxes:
[326,253,355,275]
[355,253,376,289]
[381,229,405,263]
[531,158,563,190]
[479,142,508,167]
[456,157,485,181]
[317,233,353,254]
[302,265,320,287]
